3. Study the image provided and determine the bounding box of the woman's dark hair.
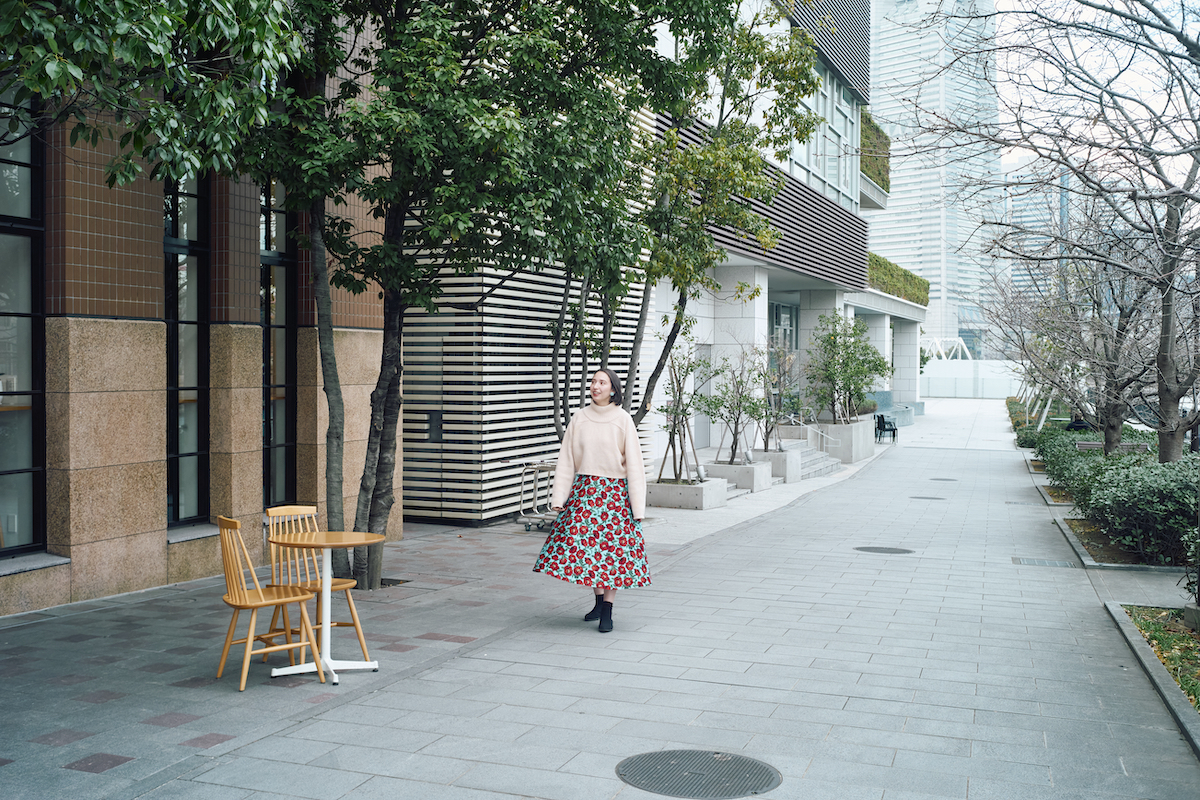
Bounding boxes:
[598,368,623,408]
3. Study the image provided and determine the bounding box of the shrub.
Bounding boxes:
[1087,456,1199,566]
[1015,425,1038,449]
[1181,527,1200,606]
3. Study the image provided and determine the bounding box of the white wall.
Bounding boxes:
[921,359,1022,398]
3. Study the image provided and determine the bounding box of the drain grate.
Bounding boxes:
[616,750,781,799]
[379,578,410,587]
[855,546,915,555]
[930,478,958,482]
[1012,557,1078,568]
[910,496,946,500]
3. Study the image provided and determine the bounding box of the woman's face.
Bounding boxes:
[590,371,612,406]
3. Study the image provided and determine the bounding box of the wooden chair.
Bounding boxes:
[216,516,324,691]
[262,505,370,661]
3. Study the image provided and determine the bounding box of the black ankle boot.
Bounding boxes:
[598,601,613,633]
[584,595,604,621]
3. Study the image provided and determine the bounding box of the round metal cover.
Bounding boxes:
[910,496,946,500]
[930,478,958,482]
[855,546,915,554]
[616,750,782,799]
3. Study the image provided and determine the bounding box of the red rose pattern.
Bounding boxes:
[533,475,651,589]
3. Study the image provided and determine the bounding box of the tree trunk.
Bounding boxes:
[1155,282,1187,463]
[1101,406,1123,455]
[308,199,350,578]
[623,273,653,414]
[631,288,688,426]
[352,289,403,589]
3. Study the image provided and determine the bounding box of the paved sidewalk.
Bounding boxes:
[2,399,1198,799]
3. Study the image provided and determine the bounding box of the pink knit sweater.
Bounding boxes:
[550,402,646,519]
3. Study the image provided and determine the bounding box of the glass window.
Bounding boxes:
[0,94,35,221]
[0,231,43,555]
[261,181,296,507]
[165,180,209,526]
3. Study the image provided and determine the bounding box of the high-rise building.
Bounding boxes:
[863,0,1000,356]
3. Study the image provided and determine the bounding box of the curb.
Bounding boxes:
[1035,484,1074,508]
[1052,518,1187,573]
[1105,601,1200,762]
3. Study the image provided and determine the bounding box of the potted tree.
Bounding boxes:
[756,337,805,482]
[695,348,773,492]
[646,346,728,510]
[803,313,893,463]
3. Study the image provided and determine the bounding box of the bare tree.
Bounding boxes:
[981,197,1159,452]
[896,0,1200,460]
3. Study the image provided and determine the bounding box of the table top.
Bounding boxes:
[267,530,386,549]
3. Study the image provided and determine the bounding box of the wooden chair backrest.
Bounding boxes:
[265,505,321,586]
[218,516,264,605]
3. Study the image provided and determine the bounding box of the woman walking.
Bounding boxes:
[533,368,649,632]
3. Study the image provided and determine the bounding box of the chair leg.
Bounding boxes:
[343,589,370,660]
[297,602,325,684]
[261,605,283,662]
[217,610,239,679]
[239,608,259,692]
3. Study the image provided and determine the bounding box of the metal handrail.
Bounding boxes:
[800,423,840,453]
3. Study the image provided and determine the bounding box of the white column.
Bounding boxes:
[892,319,921,403]
[863,313,892,391]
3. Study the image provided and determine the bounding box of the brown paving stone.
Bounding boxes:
[142,713,201,728]
[306,693,338,703]
[48,674,96,686]
[166,646,205,655]
[0,758,13,766]
[170,676,217,689]
[31,729,95,746]
[74,690,126,704]
[381,643,418,653]
[179,733,235,748]
[62,753,133,773]
[138,662,184,673]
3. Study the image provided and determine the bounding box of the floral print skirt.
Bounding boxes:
[533,474,651,589]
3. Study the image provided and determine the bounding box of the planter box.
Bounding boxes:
[704,461,773,492]
[763,449,803,484]
[815,419,875,464]
[1186,603,1200,632]
[777,425,806,440]
[646,478,728,510]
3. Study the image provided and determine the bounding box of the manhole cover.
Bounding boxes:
[380,578,410,587]
[855,547,915,554]
[616,750,781,799]
[910,496,946,500]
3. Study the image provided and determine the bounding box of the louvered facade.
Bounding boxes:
[402,268,647,522]
[787,0,872,104]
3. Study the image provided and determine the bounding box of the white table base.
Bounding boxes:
[271,545,378,685]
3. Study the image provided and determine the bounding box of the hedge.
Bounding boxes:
[860,111,890,192]
[867,252,930,306]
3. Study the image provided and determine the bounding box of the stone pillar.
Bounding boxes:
[892,319,921,403]
[864,313,892,391]
[711,264,769,359]
[45,318,168,601]
[207,323,264,562]
[795,289,844,417]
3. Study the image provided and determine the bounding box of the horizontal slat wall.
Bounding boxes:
[403,266,646,522]
[669,119,869,291]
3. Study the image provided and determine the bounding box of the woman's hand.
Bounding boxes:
[552,506,563,512]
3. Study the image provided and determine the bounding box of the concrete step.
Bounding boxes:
[726,486,751,500]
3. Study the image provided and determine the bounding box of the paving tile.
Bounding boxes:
[143,712,203,728]
[175,733,238,749]
[73,690,127,704]
[30,728,95,746]
[62,752,134,773]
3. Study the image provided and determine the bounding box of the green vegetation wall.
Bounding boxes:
[860,111,890,192]
[868,252,929,306]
